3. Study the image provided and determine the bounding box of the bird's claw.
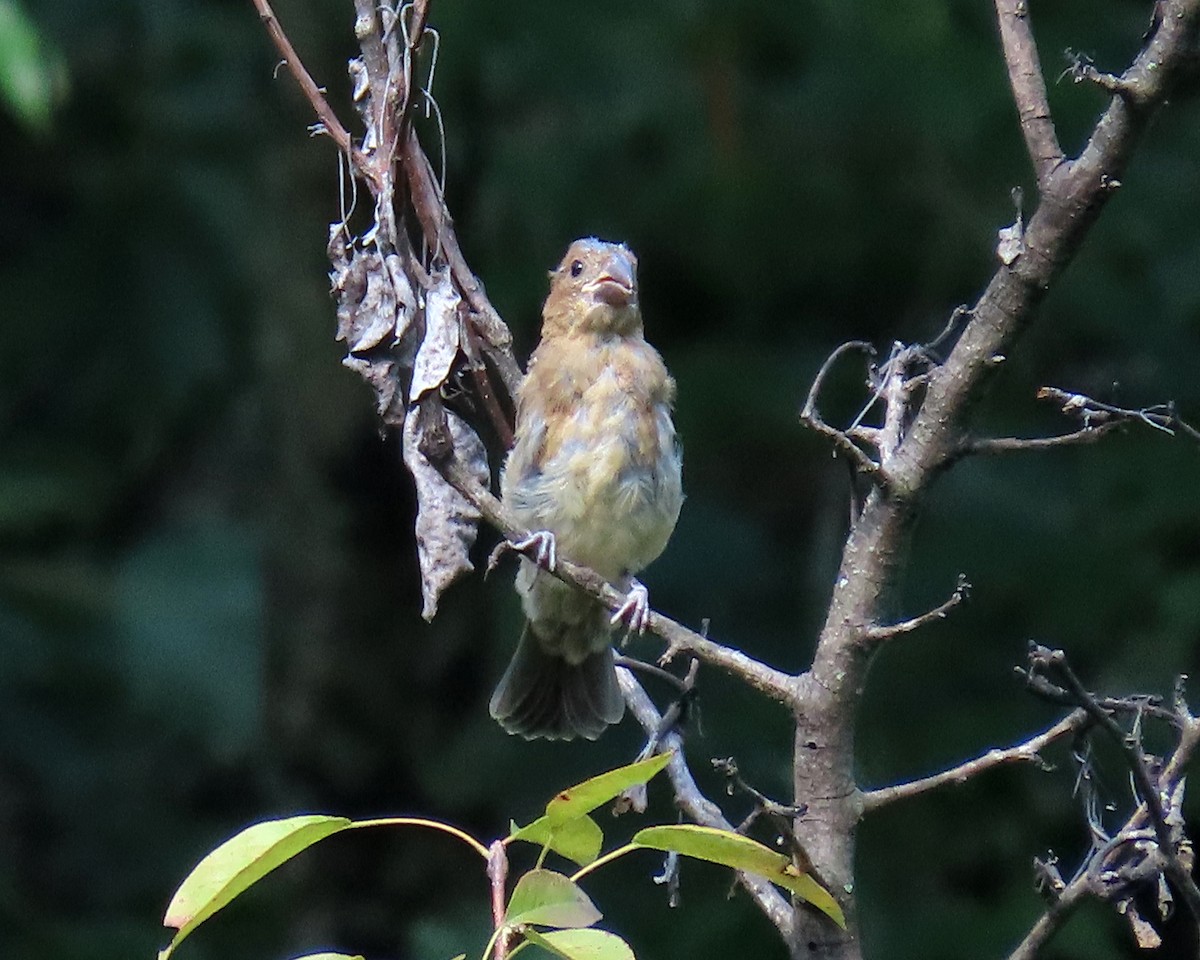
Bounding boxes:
[487,530,558,575]
[611,580,651,635]
[513,530,557,572]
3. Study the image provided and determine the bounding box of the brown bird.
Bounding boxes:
[490,238,684,740]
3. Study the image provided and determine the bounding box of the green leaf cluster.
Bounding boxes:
[159,753,842,960]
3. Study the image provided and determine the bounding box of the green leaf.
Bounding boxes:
[631,824,846,929]
[509,814,604,866]
[0,0,64,132]
[159,815,353,959]
[545,752,672,824]
[505,869,602,929]
[288,955,366,960]
[522,928,635,960]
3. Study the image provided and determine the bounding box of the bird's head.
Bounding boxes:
[541,238,641,338]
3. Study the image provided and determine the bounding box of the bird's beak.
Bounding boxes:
[586,249,637,307]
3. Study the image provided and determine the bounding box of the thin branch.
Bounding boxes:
[1006,869,1092,960]
[426,439,797,704]
[960,422,1121,457]
[1037,385,1200,442]
[713,757,814,875]
[995,0,1066,187]
[861,710,1088,813]
[865,574,971,642]
[250,0,369,180]
[1063,49,1142,101]
[1027,645,1200,922]
[617,669,795,940]
[799,341,889,485]
[399,128,524,397]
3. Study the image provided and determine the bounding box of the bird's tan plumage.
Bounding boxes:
[490,238,683,740]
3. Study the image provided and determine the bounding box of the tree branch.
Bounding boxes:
[251,0,369,178]
[1005,869,1092,960]
[994,0,1065,187]
[426,439,797,704]
[860,710,1088,813]
[799,341,889,486]
[791,4,1200,955]
[1026,645,1200,923]
[865,574,970,643]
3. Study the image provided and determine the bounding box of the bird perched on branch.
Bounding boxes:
[490,238,684,740]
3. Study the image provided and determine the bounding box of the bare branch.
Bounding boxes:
[799,341,889,485]
[1008,683,1200,957]
[865,574,971,643]
[1062,49,1141,99]
[1037,385,1200,442]
[1006,869,1091,960]
[1026,645,1200,922]
[617,669,795,940]
[426,434,798,704]
[251,0,367,176]
[960,423,1121,457]
[995,0,1066,187]
[861,710,1088,813]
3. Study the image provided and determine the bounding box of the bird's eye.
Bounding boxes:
[570,260,584,277]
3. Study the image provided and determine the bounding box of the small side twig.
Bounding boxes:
[713,757,813,875]
[861,709,1088,813]
[865,574,971,643]
[800,341,889,485]
[961,423,1121,456]
[1007,869,1092,960]
[1062,49,1141,100]
[1036,386,1200,442]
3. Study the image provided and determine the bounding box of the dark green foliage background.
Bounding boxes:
[2,1,1199,958]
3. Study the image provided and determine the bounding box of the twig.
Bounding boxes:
[1026,645,1200,922]
[799,341,889,484]
[1063,49,1141,101]
[250,0,370,181]
[866,574,971,642]
[713,757,813,875]
[614,654,694,697]
[961,424,1120,457]
[861,710,1088,813]
[1006,869,1091,960]
[1036,386,1200,442]
[617,669,795,940]
[995,0,1066,187]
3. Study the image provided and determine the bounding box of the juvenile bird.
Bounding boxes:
[490,238,684,740]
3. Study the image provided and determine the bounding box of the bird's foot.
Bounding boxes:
[513,530,557,571]
[611,579,651,636]
[487,529,557,575]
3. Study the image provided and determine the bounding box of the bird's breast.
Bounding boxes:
[502,337,683,579]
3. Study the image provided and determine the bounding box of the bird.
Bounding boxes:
[489,237,684,740]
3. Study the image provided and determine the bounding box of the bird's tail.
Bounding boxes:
[489,623,625,741]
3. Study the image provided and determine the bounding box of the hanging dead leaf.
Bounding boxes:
[402,407,487,620]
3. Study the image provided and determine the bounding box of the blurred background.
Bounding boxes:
[2,0,1199,957]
